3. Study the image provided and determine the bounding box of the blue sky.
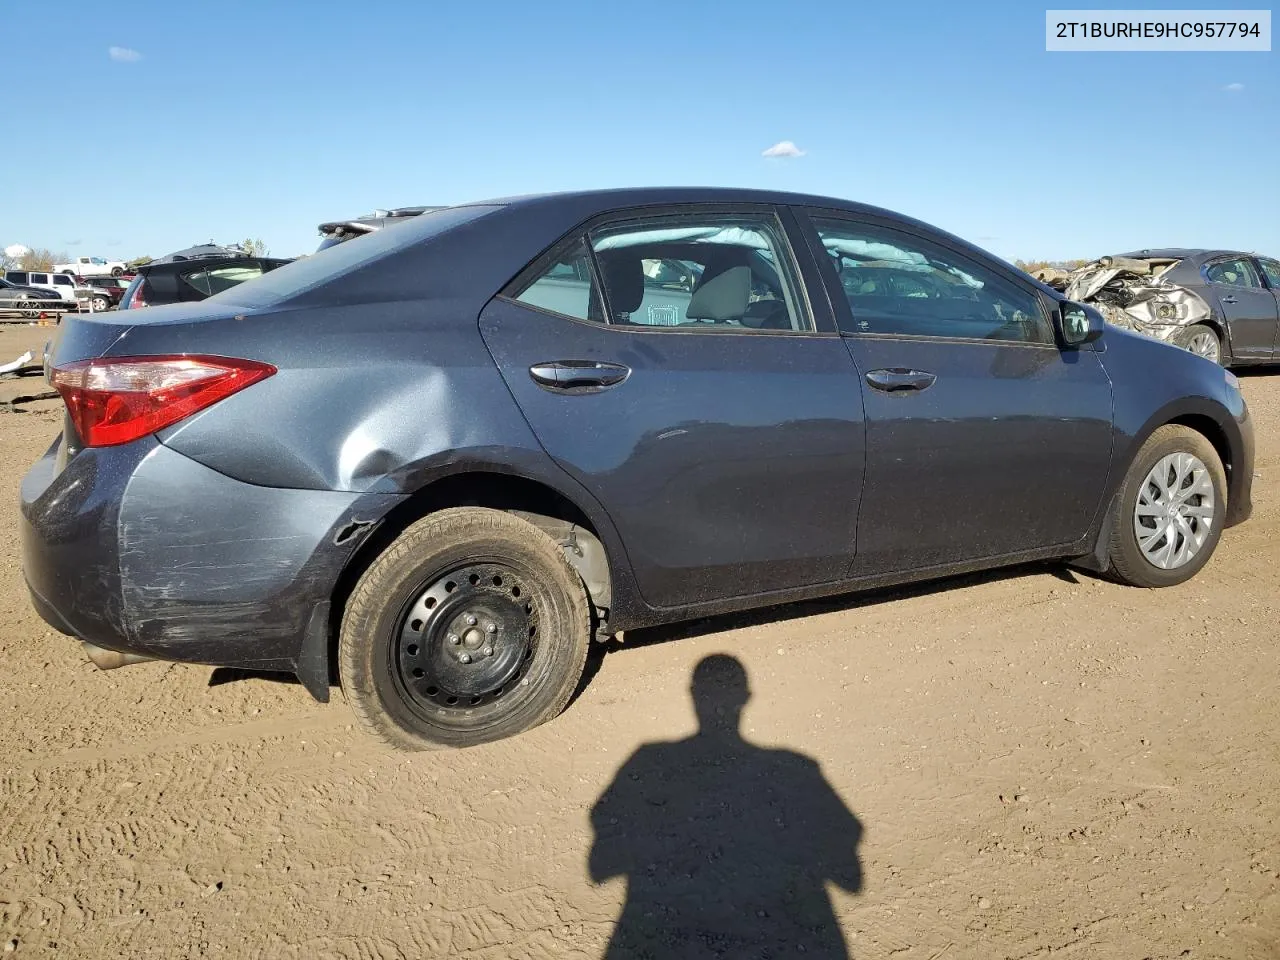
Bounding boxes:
[3,0,1276,262]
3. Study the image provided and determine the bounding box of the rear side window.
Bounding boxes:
[1259,258,1280,288]
[29,273,49,285]
[1205,258,1263,288]
[511,239,604,322]
[811,216,1052,344]
[7,272,28,284]
[586,212,808,332]
[183,263,265,296]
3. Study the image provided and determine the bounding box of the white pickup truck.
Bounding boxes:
[53,255,129,278]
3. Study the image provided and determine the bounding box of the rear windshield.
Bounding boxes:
[210,204,502,308]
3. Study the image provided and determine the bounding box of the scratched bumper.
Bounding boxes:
[20,434,401,671]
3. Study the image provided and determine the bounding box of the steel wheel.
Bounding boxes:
[339,507,591,749]
[91,295,110,312]
[1133,452,1215,570]
[392,561,538,717]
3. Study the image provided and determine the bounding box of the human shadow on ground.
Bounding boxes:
[589,654,863,958]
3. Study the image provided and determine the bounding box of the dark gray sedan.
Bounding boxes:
[0,277,67,318]
[1061,248,1280,367]
[19,188,1255,749]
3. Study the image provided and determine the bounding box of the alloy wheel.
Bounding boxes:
[1185,330,1220,363]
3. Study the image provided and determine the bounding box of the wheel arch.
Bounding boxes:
[1130,398,1239,499]
[326,466,633,682]
[1203,315,1233,364]
[1074,396,1243,574]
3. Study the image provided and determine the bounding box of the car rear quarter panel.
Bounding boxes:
[107,207,645,623]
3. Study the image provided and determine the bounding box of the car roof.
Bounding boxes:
[453,186,913,220]
[1116,248,1256,262]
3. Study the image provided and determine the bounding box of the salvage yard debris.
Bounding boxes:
[0,349,55,412]
[0,351,34,376]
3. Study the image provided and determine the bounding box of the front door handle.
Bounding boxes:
[865,368,937,393]
[1221,295,1238,304]
[529,360,631,390]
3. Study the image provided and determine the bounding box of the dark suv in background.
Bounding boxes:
[119,255,292,309]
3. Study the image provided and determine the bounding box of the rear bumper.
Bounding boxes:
[20,434,402,673]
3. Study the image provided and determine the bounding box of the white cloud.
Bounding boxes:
[108,46,142,63]
[4,244,30,259]
[762,140,805,159]
[1223,82,1245,92]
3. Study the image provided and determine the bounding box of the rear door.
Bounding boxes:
[479,205,867,609]
[1203,256,1278,361]
[51,273,77,301]
[1254,257,1280,356]
[795,209,1115,576]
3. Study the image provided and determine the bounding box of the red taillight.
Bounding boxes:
[125,285,147,309]
[51,355,276,447]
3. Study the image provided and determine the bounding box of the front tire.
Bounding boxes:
[1106,425,1227,587]
[1171,323,1223,365]
[110,266,124,277]
[338,507,591,750]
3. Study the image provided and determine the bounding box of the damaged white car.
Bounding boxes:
[1033,249,1280,367]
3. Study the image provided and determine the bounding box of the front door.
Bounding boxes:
[1204,256,1279,361]
[797,211,1115,577]
[479,206,866,609]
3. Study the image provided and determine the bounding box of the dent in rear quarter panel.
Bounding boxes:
[151,300,555,493]
[116,444,403,667]
[144,299,642,623]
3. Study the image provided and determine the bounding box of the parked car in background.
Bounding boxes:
[1045,249,1280,367]
[53,256,128,278]
[5,270,82,302]
[316,205,442,251]
[0,277,69,318]
[118,255,292,309]
[82,276,130,311]
[21,188,1254,752]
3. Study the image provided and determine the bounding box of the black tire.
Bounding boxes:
[1170,323,1223,365]
[338,507,591,750]
[59,270,74,276]
[19,296,40,320]
[1106,424,1227,588]
[91,295,110,312]
[110,266,124,277]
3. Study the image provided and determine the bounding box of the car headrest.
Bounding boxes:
[686,265,750,321]
[741,298,790,330]
[597,252,644,317]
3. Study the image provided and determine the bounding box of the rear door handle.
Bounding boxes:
[529,360,631,390]
[1221,295,1238,304]
[865,368,937,393]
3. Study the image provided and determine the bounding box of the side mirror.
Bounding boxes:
[1058,300,1105,347]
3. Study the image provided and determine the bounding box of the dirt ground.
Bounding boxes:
[1,320,1278,959]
